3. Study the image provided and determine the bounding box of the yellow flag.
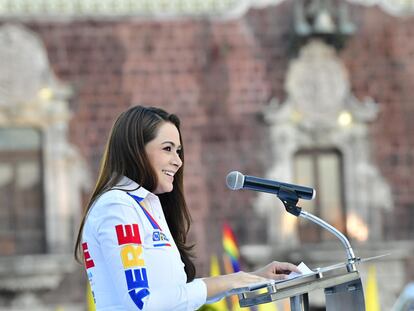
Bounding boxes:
[257,300,278,311]
[207,255,228,311]
[87,282,96,311]
[365,265,380,311]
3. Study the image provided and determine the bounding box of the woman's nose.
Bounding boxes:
[172,152,182,167]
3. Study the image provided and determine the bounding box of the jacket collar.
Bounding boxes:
[113,176,157,201]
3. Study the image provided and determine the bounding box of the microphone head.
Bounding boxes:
[226,171,245,190]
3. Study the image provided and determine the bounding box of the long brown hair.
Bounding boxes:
[74,105,196,281]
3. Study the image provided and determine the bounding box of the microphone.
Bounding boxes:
[226,171,316,200]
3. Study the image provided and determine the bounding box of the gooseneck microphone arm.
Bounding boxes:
[226,171,358,271]
[277,185,357,270]
[298,211,357,270]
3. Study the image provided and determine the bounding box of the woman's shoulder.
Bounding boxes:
[87,189,136,218]
[98,188,133,203]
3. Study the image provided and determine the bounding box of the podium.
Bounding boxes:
[238,186,367,310]
[238,263,365,310]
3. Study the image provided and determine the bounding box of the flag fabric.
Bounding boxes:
[223,253,244,311]
[222,223,241,273]
[223,223,251,311]
[365,265,380,311]
[257,301,279,311]
[207,254,228,311]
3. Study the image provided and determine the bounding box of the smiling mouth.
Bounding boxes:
[162,170,175,177]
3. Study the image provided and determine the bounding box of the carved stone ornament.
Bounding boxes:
[282,40,379,130]
[248,39,392,249]
[0,0,412,17]
[0,0,286,18]
[285,40,349,127]
[0,24,51,108]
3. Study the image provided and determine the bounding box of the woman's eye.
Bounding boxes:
[164,146,172,152]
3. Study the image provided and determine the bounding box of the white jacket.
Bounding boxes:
[82,176,207,310]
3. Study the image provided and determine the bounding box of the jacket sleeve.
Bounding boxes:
[91,193,207,310]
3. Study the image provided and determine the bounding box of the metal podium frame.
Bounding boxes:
[238,263,365,310]
[238,186,366,310]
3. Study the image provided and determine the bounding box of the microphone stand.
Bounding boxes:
[236,183,367,310]
[278,186,358,272]
[235,186,365,310]
[299,211,357,271]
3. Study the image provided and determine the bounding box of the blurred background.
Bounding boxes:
[0,0,413,310]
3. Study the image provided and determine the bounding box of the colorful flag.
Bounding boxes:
[207,254,228,311]
[223,223,251,311]
[222,223,241,273]
[222,254,243,311]
[365,265,380,311]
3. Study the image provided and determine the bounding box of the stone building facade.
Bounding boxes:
[0,0,413,309]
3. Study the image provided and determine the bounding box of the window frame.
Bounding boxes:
[294,148,347,242]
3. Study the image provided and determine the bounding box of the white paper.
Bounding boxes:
[287,262,314,279]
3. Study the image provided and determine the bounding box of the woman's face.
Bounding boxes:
[145,122,183,194]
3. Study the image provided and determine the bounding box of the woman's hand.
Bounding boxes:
[203,261,300,300]
[252,261,300,281]
[203,271,267,299]
[224,271,269,289]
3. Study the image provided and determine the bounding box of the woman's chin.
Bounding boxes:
[154,184,174,194]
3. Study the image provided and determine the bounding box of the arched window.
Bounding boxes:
[294,148,346,243]
[0,128,45,255]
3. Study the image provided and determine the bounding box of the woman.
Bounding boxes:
[75,105,299,310]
